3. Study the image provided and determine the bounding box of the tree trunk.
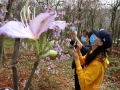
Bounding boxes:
[0,35,4,69]
[12,38,20,90]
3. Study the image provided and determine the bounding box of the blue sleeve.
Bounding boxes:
[80,45,91,56]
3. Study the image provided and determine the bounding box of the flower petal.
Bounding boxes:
[0,21,35,39]
[49,22,56,29]
[49,21,66,30]
[29,10,57,38]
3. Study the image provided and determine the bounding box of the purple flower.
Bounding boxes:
[58,12,63,17]
[30,44,34,51]
[49,21,66,30]
[35,66,40,75]
[0,10,57,40]
[5,0,9,4]
[23,80,27,88]
[21,42,28,49]
[22,42,25,47]
[56,45,62,55]
[53,26,61,37]
[47,62,58,74]
[1,6,8,13]
[40,59,45,62]
[65,38,71,46]
[58,11,66,17]
[46,57,50,60]
[44,6,52,12]
[49,21,66,37]
[5,89,9,90]
[59,54,70,61]
[0,12,4,19]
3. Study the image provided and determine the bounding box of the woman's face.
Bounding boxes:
[83,32,88,38]
[81,31,89,44]
[94,37,103,46]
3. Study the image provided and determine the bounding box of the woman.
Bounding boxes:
[72,28,112,90]
[70,28,94,90]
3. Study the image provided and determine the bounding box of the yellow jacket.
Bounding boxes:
[75,50,109,90]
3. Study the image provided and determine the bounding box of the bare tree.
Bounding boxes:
[110,0,120,43]
[0,0,15,70]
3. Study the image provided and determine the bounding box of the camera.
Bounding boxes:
[71,26,77,32]
[74,41,77,48]
[70,40,77,48]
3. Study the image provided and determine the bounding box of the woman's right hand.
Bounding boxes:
[75,43,81,51]
[72,48,79,61]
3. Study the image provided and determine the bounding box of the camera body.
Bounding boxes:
[70,40,77,48]
[73,41,77,48]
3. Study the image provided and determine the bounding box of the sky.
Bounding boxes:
[100,0,117,5]
[99,0,117,8]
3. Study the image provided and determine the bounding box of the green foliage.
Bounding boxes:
[4,37,14,49]
[108,58,116,62]
[51,79,56,83]
[41,32,46,53]
[108,58,120,63]
[107,58,120,74]
[49,72,54,76]
[107,74,117,81]
[107,66,120,74]
[25,61,32,67]
[44,40,55,52]
[19,2,24,7]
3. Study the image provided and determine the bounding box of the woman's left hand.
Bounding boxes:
[73,30,77,38]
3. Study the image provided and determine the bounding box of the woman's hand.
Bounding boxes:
[73,31,83,50]
[72,48,79,61]
[75,43,81,52]
[73,30,77,38]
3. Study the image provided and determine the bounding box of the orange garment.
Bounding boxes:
[75,50,109,90]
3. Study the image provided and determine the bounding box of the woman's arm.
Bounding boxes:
[73,31,83,49]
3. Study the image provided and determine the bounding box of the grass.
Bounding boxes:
[102,57,120,90]
[107,57,120,74]
[4,37,14,49]
[109,58,120,63]
[107,66,120,74]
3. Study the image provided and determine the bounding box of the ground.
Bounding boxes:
[0,41,120,90]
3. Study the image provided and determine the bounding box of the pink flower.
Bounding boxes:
[23,80,27,88]
[5,88,9,90]
[0,11,57,40]
[5,0,9,4]
[56,45,62,55]
[60,54,70,61]
[35,66,40,75]
[49,21,66,37]
[1,6,8,13]
[53,26,61,37]
[49,21,66,30]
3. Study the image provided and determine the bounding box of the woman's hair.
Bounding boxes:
[85,45,107,66]
[83,29,93,38]
[83,29,89,35]
[88,31,93,38]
